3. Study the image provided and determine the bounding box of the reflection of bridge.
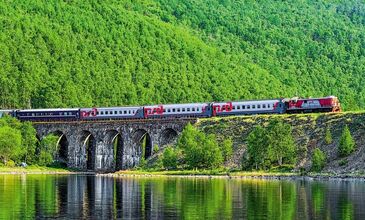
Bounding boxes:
[34,119,194,172]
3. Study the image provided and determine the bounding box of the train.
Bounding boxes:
[0,96,341,121]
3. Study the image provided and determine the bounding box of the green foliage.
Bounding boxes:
[267,120,296,166]
[153,144,159,154]
[245,119,296,170]
[21,122,38,164]
[0,126,22,163]
[339,159,348,166]
[247,126,269,170]
[312,148,326,172]
[339,125,355,157]
[38,134,59,165]
[0,1,364,109]
[5,160,16,167]
[177,123,223,169]
[325,128,332,145]
[162,146,178,170]
[37,151,53,166]
[221,138,233,161]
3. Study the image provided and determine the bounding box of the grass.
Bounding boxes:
[0,165,73,174]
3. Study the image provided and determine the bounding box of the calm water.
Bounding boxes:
[0,175,365,219]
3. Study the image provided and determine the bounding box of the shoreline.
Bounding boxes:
[1,168,365,181]
[98,170,365,181]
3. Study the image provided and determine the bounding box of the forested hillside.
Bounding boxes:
[0,0,364,110]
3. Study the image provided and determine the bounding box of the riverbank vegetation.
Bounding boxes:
[0,116,65,169]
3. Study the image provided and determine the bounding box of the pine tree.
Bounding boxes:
[339,125,355,157]
[312,148,326,172]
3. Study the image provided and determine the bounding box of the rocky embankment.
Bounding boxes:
[196,112,365,174]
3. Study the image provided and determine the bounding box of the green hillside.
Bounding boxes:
[0,0,364,110]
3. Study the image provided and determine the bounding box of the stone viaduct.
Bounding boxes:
[33,119,195,172]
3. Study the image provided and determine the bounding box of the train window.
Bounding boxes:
[172,109,176,112]
[258,105,261,109]
[237,106,241,110]
[105,111,108,115]
[182,108,185,112]
[123,110,126,114]
[192,107,195,111]
[109,111,113,114]
[263,104,266,108]
[114,111,117,114]
[187,108,190,111]
[197,108,200,111]
[167,109,170,112]
[252,105,255,109]
[128,110,131,114]
[242,106,245,109]
[101,111,104,115]
[232,106,236,110]
[247,106,250,109]
[177,109,181,112]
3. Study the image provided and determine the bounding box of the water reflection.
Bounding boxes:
[0,175,365,219]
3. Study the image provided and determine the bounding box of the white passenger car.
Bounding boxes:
[80,106,144,119]
[144,103,211,118]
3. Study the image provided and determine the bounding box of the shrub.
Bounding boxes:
[162,146,178,170]
[325,128,332,145]
[339,125,355,157]
[5,160,16,167]
[339,159,348,166]
[153,145,159,154]
[312,148,326,172]
[38,151,53,166]
[177,123,223,169]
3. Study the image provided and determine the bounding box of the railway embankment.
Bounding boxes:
[195,112,365,175]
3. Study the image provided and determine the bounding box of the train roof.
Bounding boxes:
[17,108,79,112]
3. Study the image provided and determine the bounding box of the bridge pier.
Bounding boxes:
[33,119,192,172]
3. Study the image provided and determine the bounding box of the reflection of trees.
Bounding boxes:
[0,176,362,219]
[243,180,296,220]
[339,195,354,220]
[157,178,233,219]
[311,182,326,219]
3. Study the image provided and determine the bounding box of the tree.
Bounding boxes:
[221,138,233,161]
[162,146,178,170]
[177,123,223,169]
[312,148,326,172]
[38,134,59,166]
[339,125,355,157]
[325,128,332,145]
[21,122,38,164]
[267,119,296,166]
[0,126,22,164]
[247,126,269,169]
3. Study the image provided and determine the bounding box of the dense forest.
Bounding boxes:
[0,0,364,110]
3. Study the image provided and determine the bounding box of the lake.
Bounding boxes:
[0,175,364,219]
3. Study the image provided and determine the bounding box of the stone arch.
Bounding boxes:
[105,130,124,171]
[133,129,152,160]
[49,130,69,166]
[80,130,96,170]
[160,128,178,148]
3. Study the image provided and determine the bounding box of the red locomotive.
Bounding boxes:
[285,96,341,113]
